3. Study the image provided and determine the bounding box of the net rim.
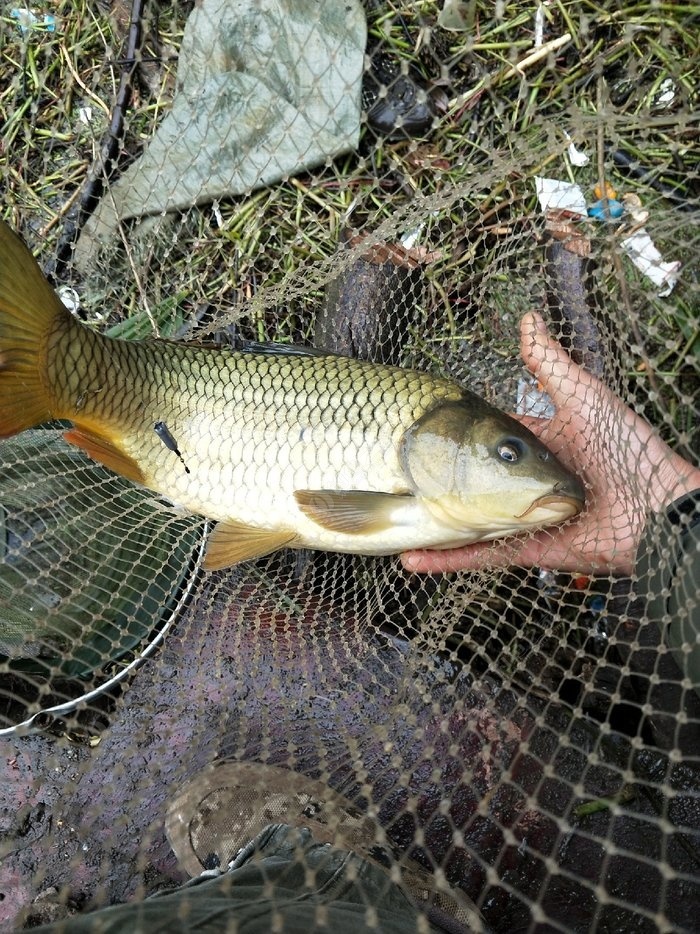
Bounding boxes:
[0,521,210,738]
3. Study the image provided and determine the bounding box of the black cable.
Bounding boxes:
[53,0,146,279]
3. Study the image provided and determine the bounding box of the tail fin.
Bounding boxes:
[0,220,70,437]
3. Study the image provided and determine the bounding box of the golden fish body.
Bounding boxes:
[0,221,584,569]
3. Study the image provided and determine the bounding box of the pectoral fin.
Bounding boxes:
[64,425,145,483]
[294,490,414,535]
[204,521,297,570]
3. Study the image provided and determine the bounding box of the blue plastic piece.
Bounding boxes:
[588,199,624,221]
[10,8,56,33]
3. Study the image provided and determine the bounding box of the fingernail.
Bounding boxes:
[401,553,418,571]
[531,312,547,335]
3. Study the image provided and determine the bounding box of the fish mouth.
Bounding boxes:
[515,486,584,521]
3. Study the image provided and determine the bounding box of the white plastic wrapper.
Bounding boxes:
[534,177,587,216]
[620,229,681,296]
[563,132,589,167]
[516,377,556,419]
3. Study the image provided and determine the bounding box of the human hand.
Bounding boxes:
[402,312,700,576]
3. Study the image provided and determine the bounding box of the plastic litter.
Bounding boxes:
[620,228,680,296]
[516,377,555,419]
[56,286,80,315]
[653,76,676,109]
[563,131,589,167]
[534,177,587,216]
[535,177,680,296]
[10,7,56,32]
[533,3,546,48]
[437,0,471,32]
[588,198,624,220]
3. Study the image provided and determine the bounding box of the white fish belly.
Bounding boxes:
[140,407,471,554]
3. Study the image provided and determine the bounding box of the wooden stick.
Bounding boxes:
[448,33,572,112]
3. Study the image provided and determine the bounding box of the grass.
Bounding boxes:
[0,1,697,446]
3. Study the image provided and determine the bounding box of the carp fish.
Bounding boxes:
[0,221,583,571]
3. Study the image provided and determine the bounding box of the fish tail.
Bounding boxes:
[0,220,71,437]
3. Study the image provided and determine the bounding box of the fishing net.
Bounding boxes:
[1,0,699,930]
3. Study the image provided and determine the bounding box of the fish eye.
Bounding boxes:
[497,438,525,463]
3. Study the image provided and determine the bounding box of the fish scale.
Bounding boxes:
[47,307,459,504]
[0,220,584,570]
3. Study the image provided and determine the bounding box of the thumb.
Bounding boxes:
[519,312,596,416]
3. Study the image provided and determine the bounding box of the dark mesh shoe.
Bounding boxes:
[362,49,436,139]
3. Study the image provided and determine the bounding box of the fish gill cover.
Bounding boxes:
[0,1,698,931]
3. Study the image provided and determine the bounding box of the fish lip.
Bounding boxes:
[515,492,584,521]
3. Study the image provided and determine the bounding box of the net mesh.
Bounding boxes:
[1,0,699,931]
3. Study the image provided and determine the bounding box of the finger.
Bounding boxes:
[401,535,543,574]
[519,312,631,443]
[521,313,666,464]
[401,545,498,573]
[519,312,594,406]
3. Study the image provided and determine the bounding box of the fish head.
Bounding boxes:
[401,398,584,539]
